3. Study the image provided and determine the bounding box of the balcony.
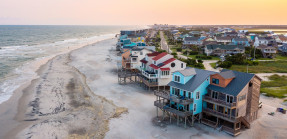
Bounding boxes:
[141,70,158,79]
[154,90,194,105]
[203,108,238,122]
[263,50,276,53]
[154,100,193,117]
[141,77,158,87]
[203,96,236,108]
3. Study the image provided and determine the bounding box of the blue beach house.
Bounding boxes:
[154,68,216,127]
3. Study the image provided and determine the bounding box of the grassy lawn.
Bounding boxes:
[261,74,287,98]
[276,55,287,60]
[228,61,287,73]
[210,62,217,68]
[187,55,220,60]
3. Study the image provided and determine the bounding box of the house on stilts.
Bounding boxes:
[154,68,262,136]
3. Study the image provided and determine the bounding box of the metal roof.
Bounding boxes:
[168,68,216,92]
[207,69,255,96]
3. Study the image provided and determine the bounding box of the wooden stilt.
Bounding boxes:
[185,117,187,129]
[170,114,171,124]
[177,115,179,126]
[192,115,194,126]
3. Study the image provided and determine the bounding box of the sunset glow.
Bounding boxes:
[0,0,287,25]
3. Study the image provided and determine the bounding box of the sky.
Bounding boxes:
[0,0,286,25]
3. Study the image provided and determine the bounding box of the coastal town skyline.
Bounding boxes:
[0,0,287,25]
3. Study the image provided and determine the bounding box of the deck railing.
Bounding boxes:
[203,96,236,108]
[141,70,158,79]
[201,118,217,128]
[154,90,194,105]
[154,100,193,117]
[203,108,237,122]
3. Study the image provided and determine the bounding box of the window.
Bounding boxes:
[175,88,180,96]
[226,95,234,103]
[188,92,191,99]
[193,103,197,112]
[153,61,156,64]
[174,75,180,82]
[212,91,218,99]
[132,58,137,62]
[183,91,186,97]
[238,95,246,101]
[181,63,184,68]
[171,62,175,67]
[140,52,143,55]
[172,87,175,94]
[196,91,200,100]
[212,78,219,84]
[161,71,170,76]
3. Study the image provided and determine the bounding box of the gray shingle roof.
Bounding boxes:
[206,45,245,50]
[184,37,200,41]
[178,68,197,76]
[207,69,255,96]
[219,70,236,79]
[216,37,232,41]
[233,37,248,42]
[168,68,216,92]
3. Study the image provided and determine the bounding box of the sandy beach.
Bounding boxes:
[0,39,126,139]
[0,38,287,139]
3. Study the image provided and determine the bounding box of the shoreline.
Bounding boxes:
[0,38,127,139]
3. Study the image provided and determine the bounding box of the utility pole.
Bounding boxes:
[253,45,256,60]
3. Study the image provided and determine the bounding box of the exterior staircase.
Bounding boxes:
[240,117,250,129]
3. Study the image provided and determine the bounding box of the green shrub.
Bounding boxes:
[176,47,182,52]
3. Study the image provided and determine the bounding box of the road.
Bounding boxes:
[159,31,172,53]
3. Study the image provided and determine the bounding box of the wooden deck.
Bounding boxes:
[201,118,217,128]
[203,96,236,108]
[154,90,194,105]
[203,108,238,123]
[154,100,193,117]
[139,76,158,87]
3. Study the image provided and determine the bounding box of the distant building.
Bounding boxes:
[232,37,250,46]
[254,37,277,47]
[183,37,203,46]
[224,31,238,37]
[204,45,245,56]
[278,44,287,55]
[215,36,233,44]
[257,45,277,58]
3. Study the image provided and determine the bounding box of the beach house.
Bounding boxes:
[215,36,233,44]
[204,45,245,56]
[154,68,262,136]
[139,52,186,90]
[202,69,262,136]
[154,68,216,127]
[121,46,155,71]
[257,45,277,58]
[232,38,250,46]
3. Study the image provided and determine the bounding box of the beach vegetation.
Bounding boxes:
[261,74,287,98]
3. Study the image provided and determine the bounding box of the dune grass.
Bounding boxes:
[261,74,287,98]
[228,61,287,73]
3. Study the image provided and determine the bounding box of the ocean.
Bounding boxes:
[0,25,145,104]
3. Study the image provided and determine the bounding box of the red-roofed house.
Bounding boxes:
[140,52,186,88]
[121,47,154,71]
